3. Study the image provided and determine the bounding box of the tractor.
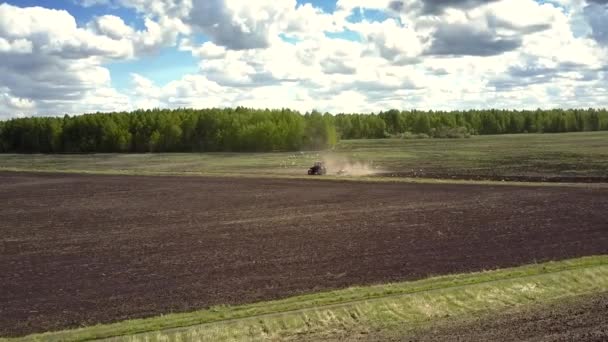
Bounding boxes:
[308,161,327,175]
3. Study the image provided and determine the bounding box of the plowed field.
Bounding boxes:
[1,172,607,336]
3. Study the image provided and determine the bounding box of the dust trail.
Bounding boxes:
[321,154,382,176]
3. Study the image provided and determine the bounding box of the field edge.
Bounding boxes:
[6,255,608,342]
[2,168,607,189]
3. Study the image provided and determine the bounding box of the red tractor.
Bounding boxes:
[308,161,327,175]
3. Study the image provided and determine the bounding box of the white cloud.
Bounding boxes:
[0,3,185,116]
[89,15,135,40]
[88,14,187,55]
[106,0,302,49]
[0,37,32,54]
[0,4,134,59]
[183,41,227,59]
[351,19,425,63]
[2,0,608,118]
[130,73,229,109]
[0,88,36,119]
[335,0,392,12]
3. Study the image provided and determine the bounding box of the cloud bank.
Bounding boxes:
[0,0,607,118]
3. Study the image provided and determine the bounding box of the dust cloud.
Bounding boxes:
[321,154,382,176]
[279,152,382,176]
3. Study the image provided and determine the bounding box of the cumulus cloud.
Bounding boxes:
[0,4,134,59]
[353,19,425,63]
[88,14,186,55]
[0,4,133,115]
[489,58,597,90]
[419,0,555,56]
[0,37,33,54]
[98,0,329,50]
[89,15,135,40]
[187,0,293,50]
[0,88,36,118]
[428,24,522,56]
[2,0,608,117]
[0,2,185,116]
[130,73,232,109]
[389,0,500,14]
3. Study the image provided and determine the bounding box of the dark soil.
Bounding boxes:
[1,172,607,337]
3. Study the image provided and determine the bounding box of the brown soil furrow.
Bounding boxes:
[0,171,607,337]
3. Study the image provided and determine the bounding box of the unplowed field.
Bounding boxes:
[1,172,607,336]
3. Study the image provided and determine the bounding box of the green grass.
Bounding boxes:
[337,131,608,178]
[0,132,607,182]
[7,255,608,342]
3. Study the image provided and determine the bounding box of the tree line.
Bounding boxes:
[332,108,608,139]
[0,108,606,153]
[0,108,337,153]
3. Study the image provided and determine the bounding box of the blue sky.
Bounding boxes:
[107,48,198,91]
[6,0,185,89]
[4,0,368,90]
[7,0,142,27]
[0,0,607,117]
[102,0,384,90]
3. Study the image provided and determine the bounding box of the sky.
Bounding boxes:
[0,0,608,118]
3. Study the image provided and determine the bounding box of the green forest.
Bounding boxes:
[0,107,607,153]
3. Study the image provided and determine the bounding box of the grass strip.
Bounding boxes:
[7,255,608,342]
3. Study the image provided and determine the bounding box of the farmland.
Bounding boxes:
[1,132,608,182]
[1,171,607,338]
[15,257,608,341]
[4,0,608,339]
[1,131,608,340]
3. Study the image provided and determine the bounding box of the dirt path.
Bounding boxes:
[1,172,607,336]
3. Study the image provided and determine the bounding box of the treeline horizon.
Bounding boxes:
[337,108,608,139]
[0,107,607,153]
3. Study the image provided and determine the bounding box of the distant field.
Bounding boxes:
[339,131,608,181]
[1,132,607,182]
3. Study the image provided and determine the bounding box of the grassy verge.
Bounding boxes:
[371,291,608,342]
[0,132,607,183]
[7,255,608,342]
